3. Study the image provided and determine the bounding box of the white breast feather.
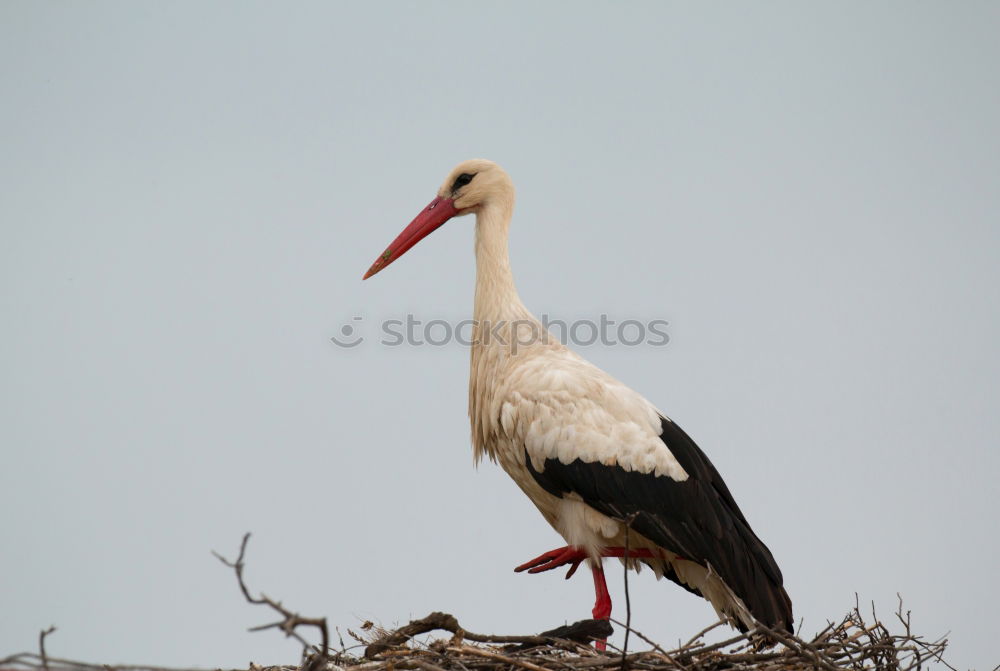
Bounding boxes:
[496,348,689,482]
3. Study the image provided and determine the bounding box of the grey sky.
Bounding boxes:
[2,2,998,670]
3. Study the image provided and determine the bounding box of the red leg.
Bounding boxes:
[591,563,612,651]
[515,545,670,652]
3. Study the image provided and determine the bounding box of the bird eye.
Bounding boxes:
[452,173,475,191]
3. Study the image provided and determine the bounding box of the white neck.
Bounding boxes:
[473,199,530,323]
[468,197,536,462]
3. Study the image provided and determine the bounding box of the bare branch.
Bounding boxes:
[620,513,638,669]
[213,533,330,671]
[38,626,56,671]
[363,612,611,659]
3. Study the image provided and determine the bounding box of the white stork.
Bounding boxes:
[363,159,792,647]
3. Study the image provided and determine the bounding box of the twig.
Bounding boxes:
[608,619,690,671]
[38,626,56,671]
[213,533,330,671]
[681,620,726,648]
[408,659,451,671]
[446,645,550,671]
[364,612,611,658]
[620,513,641,669]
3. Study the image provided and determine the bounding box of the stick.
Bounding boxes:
[38,626,56,671]
[213,533,330,670]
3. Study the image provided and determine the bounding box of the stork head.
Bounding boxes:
[362,158,513,279]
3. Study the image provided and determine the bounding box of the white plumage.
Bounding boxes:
[364,159,792,646]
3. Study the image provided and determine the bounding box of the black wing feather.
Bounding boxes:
[526,415,792,632]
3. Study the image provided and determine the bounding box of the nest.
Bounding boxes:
[321,600,953,671]
[3,536,952,671]
[0,601,954,671]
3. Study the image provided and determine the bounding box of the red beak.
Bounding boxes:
[363,196,460,279]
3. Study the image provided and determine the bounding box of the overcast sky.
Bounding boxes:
[2,2,998,670]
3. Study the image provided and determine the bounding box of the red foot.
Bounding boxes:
[514,545,661,579]
[514,546,588,578]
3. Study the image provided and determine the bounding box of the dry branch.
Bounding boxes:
[212,533,330,671]
[363,613,612,658]
[38,627,56,671]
